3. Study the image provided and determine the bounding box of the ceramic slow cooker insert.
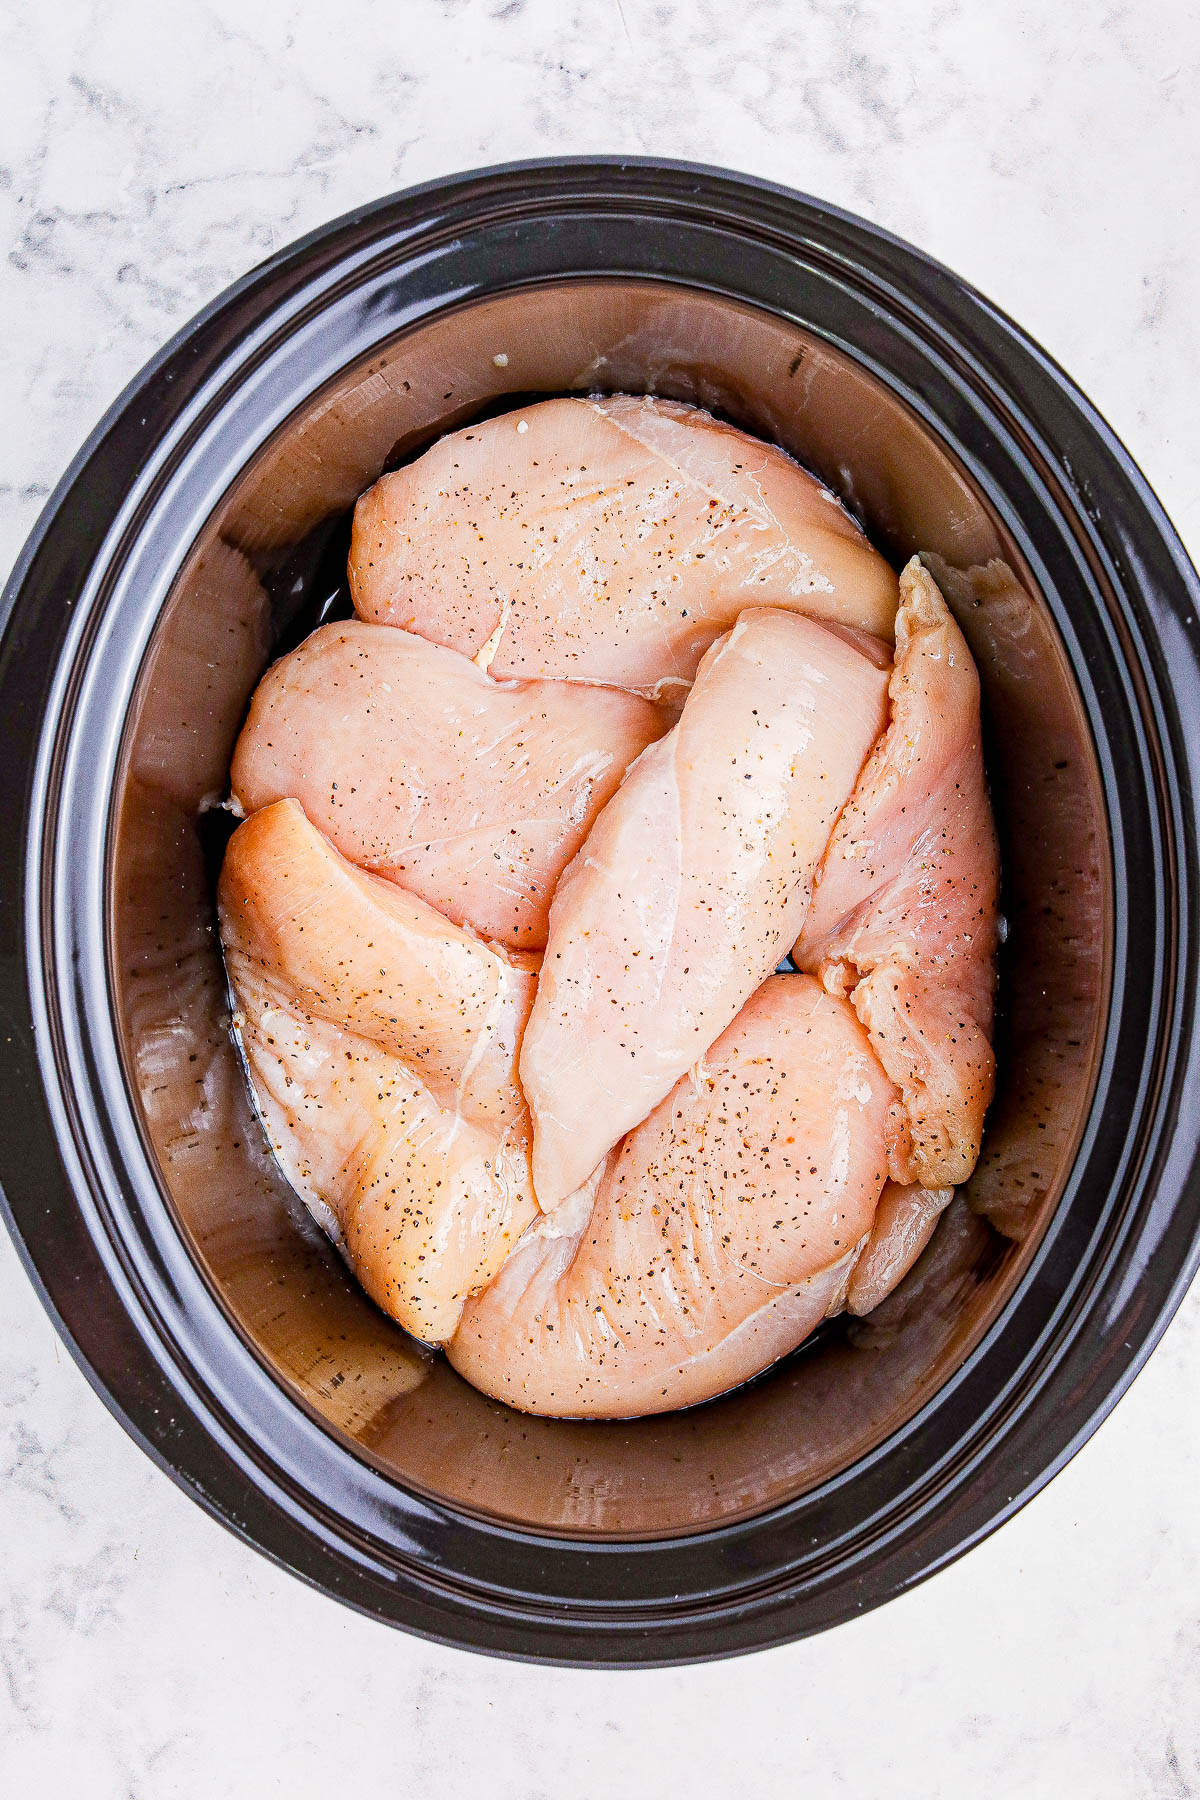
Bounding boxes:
[1,160,1197,1664]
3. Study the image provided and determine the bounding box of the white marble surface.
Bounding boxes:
[2,1,1199,1792]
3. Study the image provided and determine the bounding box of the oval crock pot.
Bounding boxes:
[1,159,1198,1666]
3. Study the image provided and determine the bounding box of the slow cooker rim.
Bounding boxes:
[1,158,1197,1666]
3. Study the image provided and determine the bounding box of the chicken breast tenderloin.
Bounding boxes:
[219,800,540,1341]
[520,607,892,1208]
[231,621,666,949]
[794,558,1000,1186]
[350,395,899,698]
[449,976,895,1417]
[843,1181,954,1317]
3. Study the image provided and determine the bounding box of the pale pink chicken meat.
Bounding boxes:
[794,558,1000,1186]
[449,976,895,1417]
[843,1181,953,1317]
[349,395,899,699]
[220,390,1002,1417]
[520,607,891,1208]
[230,621,665,949]
[219,800,540,1341]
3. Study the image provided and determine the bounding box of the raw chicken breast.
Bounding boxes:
[222,799,537,1129]
[844,1182,953,1316]
[232,999,536,1342]
[231,621,665,949]
[350,395,899,698]
[219,800,539,1339]
[521,608,891,1207]
[795,558,1000,1186]
[449,976,894,1417]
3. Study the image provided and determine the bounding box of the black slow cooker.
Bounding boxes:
[1,159,1197,1664]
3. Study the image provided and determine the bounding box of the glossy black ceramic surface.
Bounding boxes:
[1,160,1197,1664]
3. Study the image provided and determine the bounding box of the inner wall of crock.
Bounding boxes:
[110,280,1110,1537]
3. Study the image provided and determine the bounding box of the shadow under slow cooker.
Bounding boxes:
[110,280,1110,1537]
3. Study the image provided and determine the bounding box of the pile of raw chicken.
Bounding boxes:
[219,396,999,1419]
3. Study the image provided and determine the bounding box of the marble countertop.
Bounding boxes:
[2,1,1198,1793]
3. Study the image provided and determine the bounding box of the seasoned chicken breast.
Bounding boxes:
[219,800,539,1340]
[448,976,895,1417]
[520,608,891,1208]
[231,622,665,949]
[350,395,899,699]
[218,383,1000,1416]
[795,558,1000,1186]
